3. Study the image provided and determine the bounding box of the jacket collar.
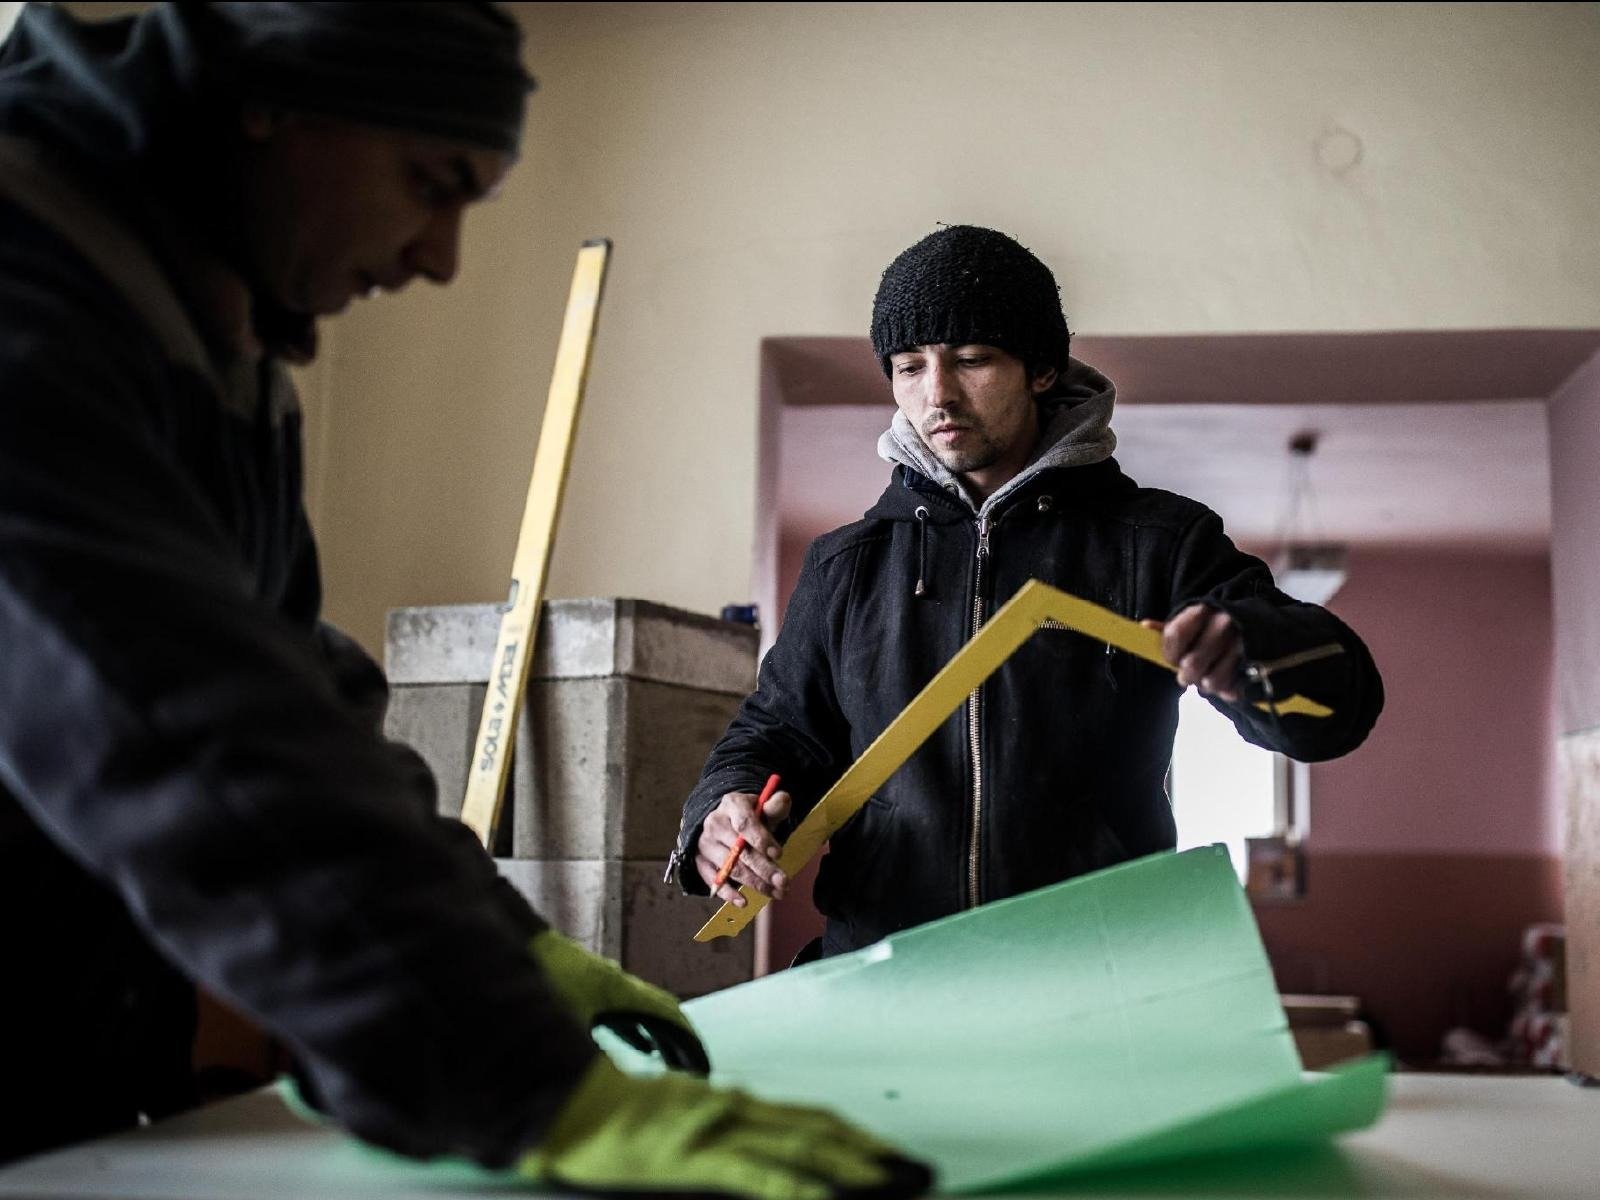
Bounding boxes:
[865,457,1131,524]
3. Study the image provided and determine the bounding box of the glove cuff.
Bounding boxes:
[518,1054,633,1175]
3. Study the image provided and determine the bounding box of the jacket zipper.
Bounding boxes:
[967,513,991,908]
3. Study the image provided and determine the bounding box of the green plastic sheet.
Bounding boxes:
[292,845,1387,1193]
[645,845,1388,1192]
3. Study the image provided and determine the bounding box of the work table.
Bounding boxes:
[0,1072,1594,1199]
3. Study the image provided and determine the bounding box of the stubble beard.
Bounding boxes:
[925,430,1003,476]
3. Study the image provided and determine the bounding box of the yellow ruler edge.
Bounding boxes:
[694,579,1333,942]
[460,239,612,847]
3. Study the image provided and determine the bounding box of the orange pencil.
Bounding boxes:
[712,773,781,892]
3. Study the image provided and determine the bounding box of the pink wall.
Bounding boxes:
[1313,548,1559,856]
[1548,349,1600,1072]
[1258,548,1562,1059]
[1549,351,1600,734]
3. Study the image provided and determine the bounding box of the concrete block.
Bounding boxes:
[513,677,744,860]
[384,600,753,861]
[383,683,483,819]
[386,598,758,695]
[386,675,744,859]
[383,598,760,992]
[512,677,618,860]
[622,681,748,859]
[384,606,505,689]
[495,858,751,998]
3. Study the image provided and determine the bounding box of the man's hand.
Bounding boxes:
[521,1055,934,1200]
[529,930,710,1075]
[1142,604,1243,702]
[696,787,792,906]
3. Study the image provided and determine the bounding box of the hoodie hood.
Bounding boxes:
[0,4,533,173]
[877,356,1117,515]
[0,5,298,356]
[0,5,215,178]
[0,3,533,362]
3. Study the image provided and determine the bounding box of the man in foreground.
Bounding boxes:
[0,4,927,1195]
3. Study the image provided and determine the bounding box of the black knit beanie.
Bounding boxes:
[203,2,536,156]
[870,225,1071,377]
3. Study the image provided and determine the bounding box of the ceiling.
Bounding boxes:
[769,330,1595,554]
[765,329,1600,409]
[778,400,1550,551]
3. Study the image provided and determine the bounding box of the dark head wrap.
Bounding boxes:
[0,2,536,357]
[203,3,535,155]
[870,225,1073,377]
[0,2,535,165]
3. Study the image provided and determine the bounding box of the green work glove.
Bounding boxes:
[521,1055,934,1200]
[530,929,710,1075]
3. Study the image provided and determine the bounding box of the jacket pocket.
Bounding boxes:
[812,794,898,929]
[1083,809,1131,873]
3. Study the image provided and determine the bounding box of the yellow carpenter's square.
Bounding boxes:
[460,239,611,848]
[694,579,1337,942]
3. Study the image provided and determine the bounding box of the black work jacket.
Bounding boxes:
[676,460,1383,955]
[0,143,591,1164]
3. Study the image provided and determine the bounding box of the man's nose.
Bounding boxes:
[925,357,961,409]
[408,208,463,285]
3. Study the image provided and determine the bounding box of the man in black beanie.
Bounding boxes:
[674,225,1384,964]
[0,5,929,1196]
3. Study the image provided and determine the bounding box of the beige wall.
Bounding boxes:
[12,4,1600,650]
[311,1,1600,652]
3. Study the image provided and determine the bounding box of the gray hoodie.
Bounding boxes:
[876,356,1118,515]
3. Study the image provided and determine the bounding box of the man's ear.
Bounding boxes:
[1030,365,1058,395]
